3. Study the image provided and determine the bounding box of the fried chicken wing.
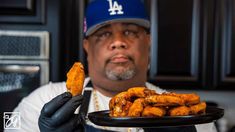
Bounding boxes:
[142,106,166,117]
[109,87,206,118]
[66,62,85,96]
[127,87,157,98]
[128,98,145,117]
[109,92,132,117]
[164,92,200,105]
[189,102,207,115]
[110,101,132,117]
[145,95,185,107]
[168,106,190,116]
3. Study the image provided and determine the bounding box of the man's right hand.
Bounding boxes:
[38,92,84,132]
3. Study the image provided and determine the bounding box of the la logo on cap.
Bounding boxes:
[107,0,124,15]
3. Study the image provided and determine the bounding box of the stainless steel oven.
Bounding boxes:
[0,30,50,130]
[0,60,49,92]
[0,30,50,89]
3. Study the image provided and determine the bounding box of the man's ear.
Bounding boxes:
[83,39,89,54]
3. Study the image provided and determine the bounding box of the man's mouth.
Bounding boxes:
[110,55,130,63]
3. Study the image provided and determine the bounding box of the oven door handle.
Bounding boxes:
[0,65,40,73]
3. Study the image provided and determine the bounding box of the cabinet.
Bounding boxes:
[214,0,235,89]
[147,0,235,90]
[0,0,45,23]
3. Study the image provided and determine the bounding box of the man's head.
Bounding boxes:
[84,0,150,37]
[83,0,151,94]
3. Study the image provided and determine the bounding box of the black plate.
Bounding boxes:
[88,106,224,127]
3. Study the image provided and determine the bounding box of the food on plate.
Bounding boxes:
[145,94,185,107]
[128,98,145,117]
[109,92,133,117]
[127,87,157,98]
[189,102,207,115]
[109,87,156,117]
[163,92,200,105]
[66,62,85,96]
[168,106,190,116]
[109,87,206,117]
[142,106,166,117]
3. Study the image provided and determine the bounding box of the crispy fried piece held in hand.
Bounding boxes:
[142,106,166,117]
[66,62,85,96]
[168,106,190,116]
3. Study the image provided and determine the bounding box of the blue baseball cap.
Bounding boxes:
[84,0,150,36]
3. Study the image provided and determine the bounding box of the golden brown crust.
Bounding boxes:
[163,92,200,105]
[109,92,132,117]
[109,87,206,117]
[66,62,85,96]
[145,95,185,107]
[142,106,166,117]
[109,87,156,117]
[168,106,190,116]
[189,102,207,115]
[128,98,145,117]
[127,87,157,98]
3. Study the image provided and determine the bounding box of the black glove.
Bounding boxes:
[38,92,84,132]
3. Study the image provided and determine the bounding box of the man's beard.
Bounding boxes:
[105,65,136,81]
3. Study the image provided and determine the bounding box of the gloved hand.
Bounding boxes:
[38,92,84,132]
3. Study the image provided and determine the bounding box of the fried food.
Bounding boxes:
[164,92,200,105]
[142,106,166,117]
[66,62,85,96]
[109,92,132,117]
[110,100,132,117]
[189,102,207,115]
[127,87,157,98]
[109,87,206,117]
[145,94,185,107]
[168,106,190,116]
[109,92,131,110]
[128,98,145,117]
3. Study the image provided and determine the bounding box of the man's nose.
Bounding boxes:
[109,35,128,50]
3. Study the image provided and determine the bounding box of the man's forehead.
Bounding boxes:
[96,22,142,30]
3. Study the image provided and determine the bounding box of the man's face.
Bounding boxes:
[84,22,150,82]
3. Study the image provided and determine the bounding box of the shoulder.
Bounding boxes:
[145,82,167,94]
[30,81,67,102]
[16,77,91,110]
[12,82,67,131]
[15,82,67,111]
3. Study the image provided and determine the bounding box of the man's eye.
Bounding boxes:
[124,30,138,36]
[96,32,111,38]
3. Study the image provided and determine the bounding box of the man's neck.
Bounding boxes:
[90,78,146,97]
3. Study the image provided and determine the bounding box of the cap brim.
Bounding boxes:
[85,18,150,36]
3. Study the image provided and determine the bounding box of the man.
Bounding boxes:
[7,0,217,132]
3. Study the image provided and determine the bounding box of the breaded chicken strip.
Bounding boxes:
[189,102,207,115]
[142,106,166,117]
[128,98,145,117]
[168,106,190,116]
[145,95,185,107]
